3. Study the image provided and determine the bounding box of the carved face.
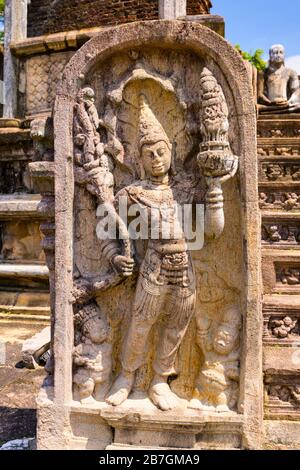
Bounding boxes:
[270,45,285,65]
[213,325,239,355]
[140,141,171,178]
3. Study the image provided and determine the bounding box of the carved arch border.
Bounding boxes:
[54,20,262,448]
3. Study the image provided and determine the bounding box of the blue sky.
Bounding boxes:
[212,0,300,71]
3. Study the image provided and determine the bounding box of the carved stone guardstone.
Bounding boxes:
[37,21,262,450]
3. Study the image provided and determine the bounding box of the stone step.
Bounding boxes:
[0,194,42,219]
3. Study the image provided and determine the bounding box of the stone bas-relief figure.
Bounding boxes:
[72,65,240,413]
[258,44,300,114]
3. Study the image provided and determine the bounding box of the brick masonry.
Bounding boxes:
[27,0,211,37]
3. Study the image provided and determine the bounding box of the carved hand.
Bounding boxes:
[112,255,135,277]
[261,95,272,105]
[71,278,93,304]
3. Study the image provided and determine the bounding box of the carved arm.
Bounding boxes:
[204,158,238,240]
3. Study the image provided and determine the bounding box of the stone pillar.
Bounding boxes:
[159,0,187,19]
[3,0,29,118]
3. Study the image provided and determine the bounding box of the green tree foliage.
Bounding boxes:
[235,44,267,71]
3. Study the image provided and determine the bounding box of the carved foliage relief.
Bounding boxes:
[71,47,243,413]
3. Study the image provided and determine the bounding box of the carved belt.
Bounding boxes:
[141,244,193,287]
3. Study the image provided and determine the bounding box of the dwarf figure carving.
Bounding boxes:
[283,192,300,211]
[73,303,112,402]
[190,304,241,412]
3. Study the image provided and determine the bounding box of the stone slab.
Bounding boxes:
[0,323,46,444]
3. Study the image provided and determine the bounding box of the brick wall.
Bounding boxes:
[27,0,212,37]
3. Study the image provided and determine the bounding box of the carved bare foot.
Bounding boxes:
[149,375,180,411]
[105,371,134,406]
[188,398,215,412]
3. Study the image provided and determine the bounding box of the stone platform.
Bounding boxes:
[38,392,244,450]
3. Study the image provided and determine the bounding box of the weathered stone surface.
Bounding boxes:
[26,52,74,116]
[0,323,46,444]
[0,221,45,262]
[262,249,300,295]
[258,45,300,114]
[27,0,211,37]
[159,0,187,19]
[22,327,51,369]
[0,195,42,219]
[28,162,54,195]
[3,0,28,118]
[0,0,299,451]
[0,438,36,450]
[258,102,300,431]
[182,15,225,36]
[0,292,50,322]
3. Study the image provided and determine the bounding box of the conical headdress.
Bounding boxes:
[138,94,171,151]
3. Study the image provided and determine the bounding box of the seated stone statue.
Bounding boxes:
[72,71,239,412]
[258,44,300,114]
